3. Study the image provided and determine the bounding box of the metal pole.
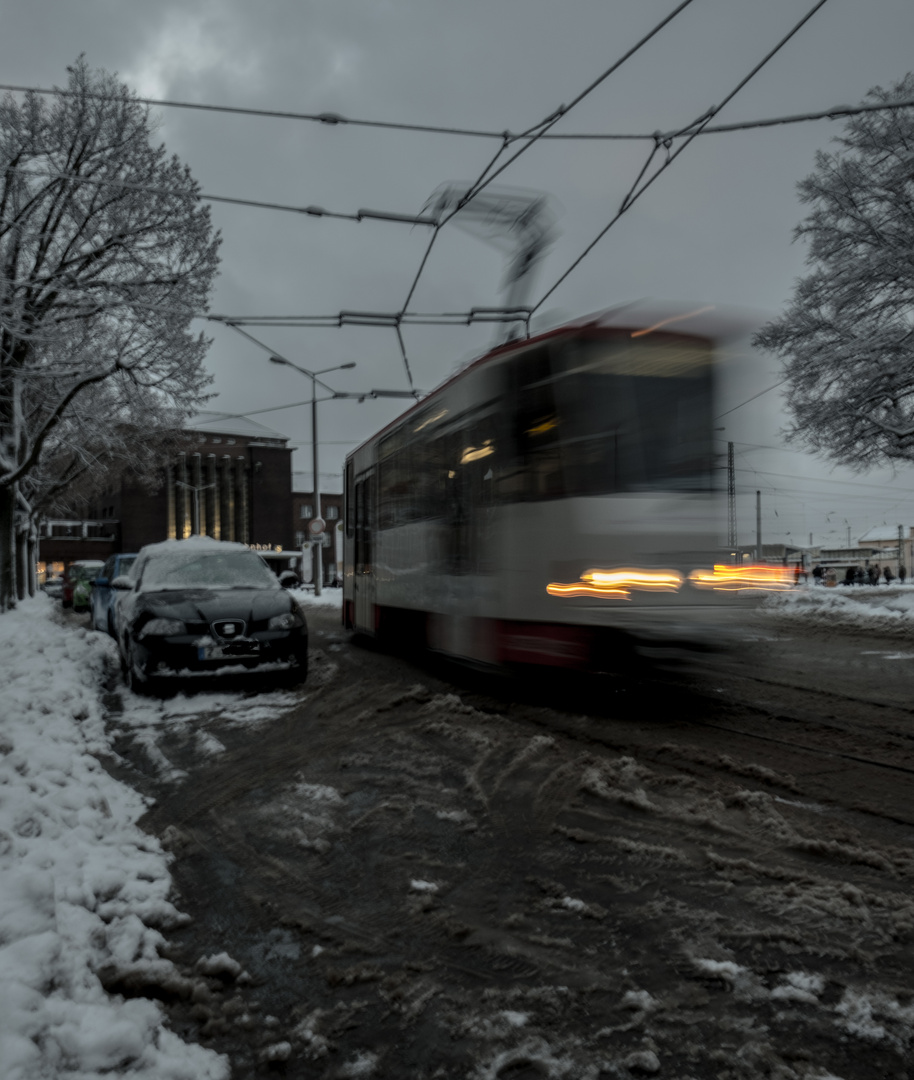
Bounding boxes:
[727,442,737,557]
[312,375,322,597]
[756,490,762,563]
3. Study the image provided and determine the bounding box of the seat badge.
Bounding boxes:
[213,619,246,640]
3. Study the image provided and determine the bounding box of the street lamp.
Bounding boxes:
[269,356,356,595]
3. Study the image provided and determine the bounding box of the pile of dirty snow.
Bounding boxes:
[763,584,914,637]
[0,596,227,1080]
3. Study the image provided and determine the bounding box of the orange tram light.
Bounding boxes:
[687,564,794,592]
[546,568,684,601]
[547,564,793,599]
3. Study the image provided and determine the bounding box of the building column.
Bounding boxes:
[192,453,203,535]
[207,454,219,539]
[236,456,249,545]
[177,453,190,539]
[166,464,176,540]
[222,455,234,540]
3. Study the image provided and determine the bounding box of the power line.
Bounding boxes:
[6,167,438,226]
[3,82,909,144]
[395,0,698,378]
[532,0,834,314]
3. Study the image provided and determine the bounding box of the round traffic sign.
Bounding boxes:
[307,517,326,536]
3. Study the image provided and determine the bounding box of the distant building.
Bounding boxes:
[857,525,912,573]
[38,412,295,581]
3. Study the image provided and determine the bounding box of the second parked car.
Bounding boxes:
[90,553,138,636]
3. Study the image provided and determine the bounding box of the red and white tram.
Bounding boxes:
[343,305,788,671]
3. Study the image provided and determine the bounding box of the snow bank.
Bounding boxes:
[289,585,344,610]
[0,596,228,1080]
[763,584,914,636]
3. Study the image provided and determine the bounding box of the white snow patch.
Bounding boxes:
[195,951,244,980]
[771,971,825,1004]
[337,1050,379,1076]
[410,878,439,893]
[0,598,228,1079]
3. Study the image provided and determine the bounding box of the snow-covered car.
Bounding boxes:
[113,537,309,693]
[90,552,137,637]
[41,575,64,599]
[62,560,105,611]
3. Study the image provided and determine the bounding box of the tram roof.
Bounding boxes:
[347,301,763,459]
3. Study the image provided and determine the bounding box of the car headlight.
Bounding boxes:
[139,617,186,638]
[268,610,305,631]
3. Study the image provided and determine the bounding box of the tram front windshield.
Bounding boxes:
[509,333,714,498]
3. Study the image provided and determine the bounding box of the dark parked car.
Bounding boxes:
[114,537,308,693]
[90,553,138,636]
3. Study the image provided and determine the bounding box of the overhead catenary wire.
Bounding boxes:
[3,168,438,226]
[532,0,834,314]
[395,0,698,378]
[2,84,910,143]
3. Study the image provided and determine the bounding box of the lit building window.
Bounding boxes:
[300,504,313,519]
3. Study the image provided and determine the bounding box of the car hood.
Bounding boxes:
[138,587,294,624]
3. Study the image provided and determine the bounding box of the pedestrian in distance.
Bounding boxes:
[884,565,894,585]
[843,566,856,586]
[812,564,824,585]
[900,564,907,584]
[855,566,865,586]
[868,564,880,586]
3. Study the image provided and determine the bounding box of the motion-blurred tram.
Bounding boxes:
[343,305,789,670]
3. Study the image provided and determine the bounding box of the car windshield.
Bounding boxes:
[139,550,279,591]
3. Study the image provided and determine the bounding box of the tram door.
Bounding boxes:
[353,471,376,631]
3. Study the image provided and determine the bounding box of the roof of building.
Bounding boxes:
[858,525,907,543]
[186,411,289,442]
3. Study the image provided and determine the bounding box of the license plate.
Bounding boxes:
[198,642,261,660]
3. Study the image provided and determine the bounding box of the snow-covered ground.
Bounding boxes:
[0,588,341,1080]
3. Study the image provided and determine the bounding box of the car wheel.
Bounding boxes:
[125,640,150,696]
[283,646,309,686]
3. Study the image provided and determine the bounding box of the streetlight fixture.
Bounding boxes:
[269,356,357,595]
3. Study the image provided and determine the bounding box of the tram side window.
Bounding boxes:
[345,461,354,538]
[501,347,566,501]
[379,429,445,527]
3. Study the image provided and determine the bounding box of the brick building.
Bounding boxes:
[38,412,295,580]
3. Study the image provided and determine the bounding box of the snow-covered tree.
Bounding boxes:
[0,58,220,610]
[753,74,914,469]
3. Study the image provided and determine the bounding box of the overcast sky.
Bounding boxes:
[3,0,914,549]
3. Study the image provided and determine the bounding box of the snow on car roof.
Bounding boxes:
[138,535,250,557]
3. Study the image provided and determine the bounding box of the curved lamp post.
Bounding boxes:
[269,357,356,595]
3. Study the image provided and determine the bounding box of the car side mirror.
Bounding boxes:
[111,575,134,591]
